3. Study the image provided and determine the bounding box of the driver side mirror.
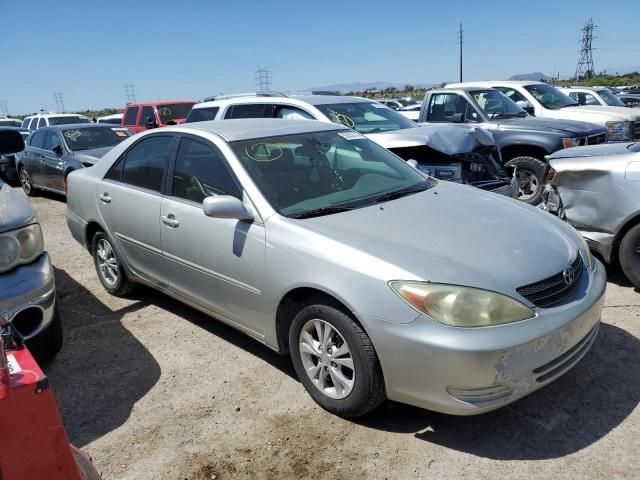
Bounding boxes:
[451,113,465,123]
[52,144,63,155]
[516,101,534,115]
[203,195,254,221]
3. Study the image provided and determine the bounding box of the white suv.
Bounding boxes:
[557,86,627,108]
[446,81,640,142]
[21,113,90,131]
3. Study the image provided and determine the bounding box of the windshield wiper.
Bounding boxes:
[290,205,356,219]
[373,184,428,203]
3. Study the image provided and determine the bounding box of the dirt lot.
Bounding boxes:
[22,189,640,479]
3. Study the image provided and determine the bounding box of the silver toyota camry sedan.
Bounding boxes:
[65,119,606,417]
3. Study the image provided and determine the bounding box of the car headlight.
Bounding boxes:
[0,224,44,274]
[606,121,632,141]
[562,137,585,149]
[389,281,535,327]
[577,234,594,269]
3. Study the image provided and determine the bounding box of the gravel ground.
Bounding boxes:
[21,189,640,480]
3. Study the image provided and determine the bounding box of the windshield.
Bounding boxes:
[231,130,431,218]
[156,103,195,123]
[524,84,577,110]
[598,89,625,107]
[470,89,526,118]
[315,102,417,133]
[62,127,131,151]
[49,116,90,126]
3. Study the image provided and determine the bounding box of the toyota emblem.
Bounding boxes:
[563,266,575,285]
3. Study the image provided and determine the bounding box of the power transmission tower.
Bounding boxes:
[53,93,65,113]
[255,67,272,92]
[0,100,8,116]
[458,23,463,82]
[574,18,597,81]
[124,84,137,104]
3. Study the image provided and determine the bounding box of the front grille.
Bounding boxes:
[587,133,606,145]
[516,255,584,308]
[634,121,640,141]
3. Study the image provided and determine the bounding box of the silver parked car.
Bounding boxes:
[544,142,640,288]
[66,119,606,417]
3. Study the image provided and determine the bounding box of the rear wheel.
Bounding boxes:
[289,299,386,417]
[506,156,547,205]
[19,166,37,197]
[92,231,134,296]
[25,305,63,363]
[619,224,640,288]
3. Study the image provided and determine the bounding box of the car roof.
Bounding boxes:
[172,118,346,142]
[558,86,605,92]
[23,113,89,119]
[43,123,126,131]
[446,80,543,88]
[192,94,372,109]
[125,101,196,107]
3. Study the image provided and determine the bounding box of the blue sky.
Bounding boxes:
[1,0,638,114]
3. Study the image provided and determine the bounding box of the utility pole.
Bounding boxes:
[124,84,137,104]
[255,67,272,92]
[0,100,8,117]
[574,18,597,81]
[53,93,65,113]
[458,23,463,83]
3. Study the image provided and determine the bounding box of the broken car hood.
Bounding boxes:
[0,180,37,233]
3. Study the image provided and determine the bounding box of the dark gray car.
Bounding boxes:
[15,124,131,196]
[419,87,608,204]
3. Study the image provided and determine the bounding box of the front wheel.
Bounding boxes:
[289,300,386,417]
[506,156,547,205]
[619,224,640,288]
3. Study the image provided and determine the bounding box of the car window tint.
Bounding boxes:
[30,130,46,148]
[21,118,31,128]
[428,93,476,121]
[496,87,527,104]
[186,106,220,123]
[139,106,155,126]
[44,131,62,150]
[120,136,173,192]
[124,107,139,126]
[274,106,314,120]
[28,118,38,130]
[224,104,271,119]
[37,118,46,129]
[172,137,241,203]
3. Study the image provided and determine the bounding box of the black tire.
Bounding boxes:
[289,299,386,418]
[506,156,547,205]
[92,231,134,296]
[26,304,63,363]
[619,224,640,288]
[18,166,38,197]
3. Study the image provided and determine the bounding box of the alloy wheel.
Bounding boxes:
[96,239,119,287]
[298,319,355,399]
[517,169,539,201]
[19,168,32,195]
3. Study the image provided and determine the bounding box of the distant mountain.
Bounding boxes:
[509,72,551,82]
[303,81,435,93]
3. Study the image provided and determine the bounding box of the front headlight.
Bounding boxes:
[577,234,594,269]
[606,121,632,141]
[0,224,44,274]
[389,281,535,327]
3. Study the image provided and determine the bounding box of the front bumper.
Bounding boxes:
[0,253,56,339]
[366,259,606,415]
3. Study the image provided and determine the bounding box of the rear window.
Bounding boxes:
[156,103,195,123]
[0,119,22,127]
[124,107,139,126]
[224,104,271,119]
[48,116,90,126]
[185,106,220,123]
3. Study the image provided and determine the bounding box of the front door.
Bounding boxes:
[41,130,66,192]
[96,134,176,285]
[160,136,266,334]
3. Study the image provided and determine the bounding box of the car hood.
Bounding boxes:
[367,124,494,155]
[550,105,640,122]
[494,116,605,136]
[0,181,37,233]
[548,142,636,160]
[72,146,114,165]
[295,182,579,296]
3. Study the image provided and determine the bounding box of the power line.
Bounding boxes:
[0,100,8,116]
[255,67,272,92]
[458,23,463,82]
[124,84,137,104]
[574,17,597,80]
[53,93,65,113]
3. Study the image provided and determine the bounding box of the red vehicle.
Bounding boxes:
[121,101,196,134]
[0,320,101,479]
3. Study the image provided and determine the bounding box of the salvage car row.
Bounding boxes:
[1,79,639,423]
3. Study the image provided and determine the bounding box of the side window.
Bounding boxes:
[185,106,220,123]
[496,87,527,103]
[119,136,174,192]
[44,131,63,150]
[123,107,139,126]
[224,104,271,119]
[30,130,46,148]
[21,118,31,128]
[428,93,474,122]
[28,118,39,130]
[139,106,155,126]
[274,105,314,120]
[583,93,600,106]
[37,118,46,129]
[172,137,241,203]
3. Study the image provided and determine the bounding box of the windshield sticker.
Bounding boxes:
[245,143,283,162]
[338,131,366,141]
[157,107,172,116]
[7,354,21,374]
[111,128,127,131]
[64,130,82,139]
[114,131,128,137]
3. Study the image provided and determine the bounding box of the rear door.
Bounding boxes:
[123,106,140,133]
[96,134,177,285]
[41,130,66,192]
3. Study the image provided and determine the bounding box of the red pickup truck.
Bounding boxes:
[121,101,196,134]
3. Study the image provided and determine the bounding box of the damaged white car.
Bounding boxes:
[543,142,640,287]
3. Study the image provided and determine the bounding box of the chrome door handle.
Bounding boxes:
[98,193,111,203]
[161,215,179,227]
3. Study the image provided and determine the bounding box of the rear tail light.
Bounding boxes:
[546,167,557,183]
